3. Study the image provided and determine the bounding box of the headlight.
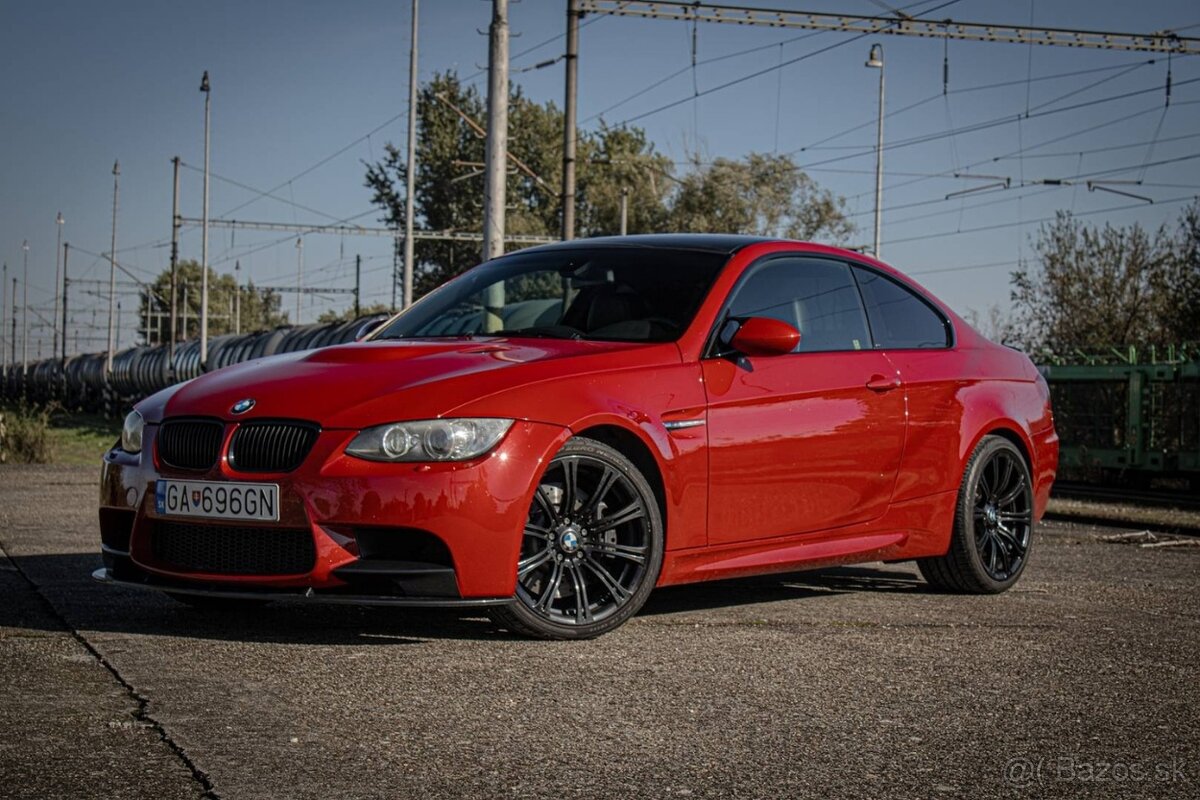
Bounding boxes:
[346,418,514,462]
[120,410,144,454]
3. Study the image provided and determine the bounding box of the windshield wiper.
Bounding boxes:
[492,326,584,340]
[374,332,479,341]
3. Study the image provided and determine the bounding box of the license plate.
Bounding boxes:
[155,479,280,522]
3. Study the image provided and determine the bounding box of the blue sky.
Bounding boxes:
[2,0,1198,357]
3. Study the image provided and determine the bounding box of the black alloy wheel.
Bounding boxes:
[489,437,663,639]
[918,435,1034,593]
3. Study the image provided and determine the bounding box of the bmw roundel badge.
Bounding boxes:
[231,398,256,415]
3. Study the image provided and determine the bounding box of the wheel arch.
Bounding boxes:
[574,423,669,549]
[956,387,1039,478]
[983,425,1034,475]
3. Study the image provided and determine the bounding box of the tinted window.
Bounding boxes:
[726,258,870,352]
[852,267,951,349]
[375,248,726,342]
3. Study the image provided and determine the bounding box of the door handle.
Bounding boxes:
[866,374,901,392]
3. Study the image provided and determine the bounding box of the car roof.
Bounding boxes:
[518,233,776,256]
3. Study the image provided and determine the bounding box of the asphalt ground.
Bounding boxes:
[1,465,1197,800]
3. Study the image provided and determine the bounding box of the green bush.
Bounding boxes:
[0,402,53,464]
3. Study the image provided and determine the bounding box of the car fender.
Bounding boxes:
[447,360,710,551]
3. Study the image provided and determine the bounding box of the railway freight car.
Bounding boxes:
[1040,345,1200,490]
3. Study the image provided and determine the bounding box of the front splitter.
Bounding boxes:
[91,568,514,608]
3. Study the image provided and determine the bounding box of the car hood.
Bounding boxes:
[140,338,674,428]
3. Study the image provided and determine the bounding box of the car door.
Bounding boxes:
[850,264,957,502]
[702,255,907,545]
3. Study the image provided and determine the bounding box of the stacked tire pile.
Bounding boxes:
[0,314,389,414]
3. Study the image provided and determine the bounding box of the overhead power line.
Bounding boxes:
[578,1,1200,54]
[179,162,349,223]
[877,192,1198,250]
[790,75,1200,172]
[177,217,557,245]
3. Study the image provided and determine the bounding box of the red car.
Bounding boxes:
[97,235,1058,639]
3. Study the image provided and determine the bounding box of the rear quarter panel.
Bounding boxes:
[891,335,1056,521]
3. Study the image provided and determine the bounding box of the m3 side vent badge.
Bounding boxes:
[231,398,256,415]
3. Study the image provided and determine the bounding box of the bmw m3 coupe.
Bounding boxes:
[96,235,1058,639]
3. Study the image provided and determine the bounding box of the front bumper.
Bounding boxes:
[98,419,571,601]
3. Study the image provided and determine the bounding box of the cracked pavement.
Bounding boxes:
[1,465,1197,799]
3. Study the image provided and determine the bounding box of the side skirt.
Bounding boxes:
[659,489,957,586]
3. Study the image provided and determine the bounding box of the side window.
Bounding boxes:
[726,258,871,353]
[852,266,951,349]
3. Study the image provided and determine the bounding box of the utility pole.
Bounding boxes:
[561,0,580,241]
[143,290,151,345]
[106,160,119,375]
[199,71,212,369]
[482,0,509,331]
[10,278,16,366]
[294,237,304,324]
[182,285,189,339]
[866,44,884,257]
[619,187,629,235]
[169,156,180,370]
[234,260,241,334]
[354,254,362,318]
[391,247,398,312]
[61,243,69,365]
[21,240,29,375]
[402,0,419,309]
[116,301,122,353]
[53,211,63,356]
[1,262,6,381]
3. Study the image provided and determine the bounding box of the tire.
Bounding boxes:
[488,437,664,640]
[918,435,1034,594]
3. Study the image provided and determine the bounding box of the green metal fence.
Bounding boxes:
[1040,345,1200,480]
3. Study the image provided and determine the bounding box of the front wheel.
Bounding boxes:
[918,435,1034,593]
[489,437,664,640]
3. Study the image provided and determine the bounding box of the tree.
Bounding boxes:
[667,152,853,242]
[1009,210,1191,354]
[1150,201,1200,344]
[575,123,673,237]
[366,71,854,298]
[138,260,288,344]
[317,303,393,324]
[962,304,1018,346]
[365,72,675,296]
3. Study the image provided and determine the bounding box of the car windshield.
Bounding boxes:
[374,247,728,343]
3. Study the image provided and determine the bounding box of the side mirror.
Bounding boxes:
[730,316,800,357]
[355,318,386,341]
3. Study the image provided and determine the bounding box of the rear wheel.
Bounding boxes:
[918,435,1034,593]
[489,437,663,640]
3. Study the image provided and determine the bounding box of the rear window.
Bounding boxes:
[852,267,951,349]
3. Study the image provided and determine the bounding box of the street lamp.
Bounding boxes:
[295,237,304,325]
[200,70,211,369]
[21,240,29,375]
[866,43,884,258]
[106,161,119,376]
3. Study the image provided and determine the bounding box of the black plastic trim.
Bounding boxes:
[91,567,511,608]
[227,418,321,473]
